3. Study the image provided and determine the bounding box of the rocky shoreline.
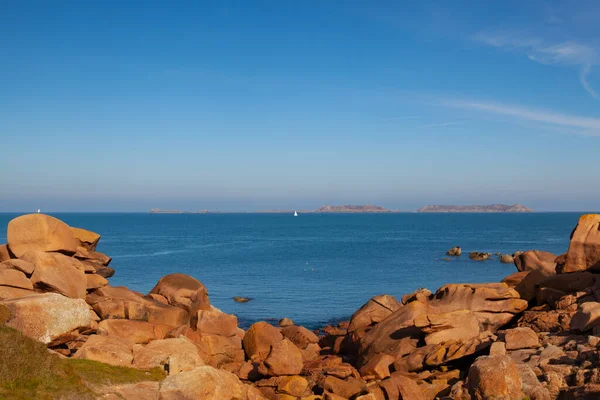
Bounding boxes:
[1,213,600,399]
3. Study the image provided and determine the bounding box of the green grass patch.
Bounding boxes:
[0,324,165,399]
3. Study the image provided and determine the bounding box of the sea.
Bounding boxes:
[0,212,587,329]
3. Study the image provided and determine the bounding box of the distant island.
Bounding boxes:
[417,204,534,213]
[149,208,209,214]
[314,204,394,213]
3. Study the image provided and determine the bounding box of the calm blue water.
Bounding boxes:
[0,212,586,328]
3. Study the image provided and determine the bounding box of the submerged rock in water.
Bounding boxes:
[500,254,514,263]
[470,252,491,261]
[446,246,461,256]
[233,296,251,303]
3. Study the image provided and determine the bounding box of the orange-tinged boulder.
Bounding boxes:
[0,268,33,290]
[98,319,171,344]
[0,286,35,300]
[7,214,77,257]
[0,259,35,275]
[359,353,395,379]
[514,250,557,273]
[243,321,284,361]
[281,325,319,349]
[132,337,204,374]
[22,251,87,299]
[379,372,425,400]
[81,259,115,278]
[570,302,600,332]
[348,294,402,332]
[467,355,524,400]
[277,375,308,397]
[504,327,540,350]
[86,273,108,290]
[419,310,481,345]
[196,309,238,337]
[561,214,600,273]
[73,334,134,367]
[149,273,210,316]
[158,365,265,400]
[358,283,526,368]
[262,338,303,376]
[0,244,13,262]
[87,285,189,326]
[324,376,367,398]
[71,227,101,251]
[2,293,91,343]
[538,271,596,293]
[74,247,112,266]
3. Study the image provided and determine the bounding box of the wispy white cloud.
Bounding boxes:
[473,31,600,99]
[418,121,463,128]
[444,99,600,135]
[580,64,599,99]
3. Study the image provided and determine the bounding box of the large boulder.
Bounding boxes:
[514,250,557,274]
[195,332,245,367]
[196,309,238,337]
[149,273,211,317]
[348,294,402,333]
[379,372,425,400]
[504,327,540,350]
[87,285,189,327]
[561,214,600,273]
[1,293,91,343]
[570,302,600,332]
[132,337,205,374]
[158,365,265,400]
[467,355,525,399]
[98,319,172,344]
[0,269,33,290]
[243,321,284,361]
[358,283,527,369]
[73,334,134,367]
[261,338,303,376]
[71,227,101,251]
[22,251,87,299]
[281,325,319,349]
[7,214,77,257]
[74,247,112,266]
[0,259,35,275]
[0,286,36,301]
[0,244,13,262]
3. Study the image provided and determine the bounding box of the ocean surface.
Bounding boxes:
[0,212,587,328]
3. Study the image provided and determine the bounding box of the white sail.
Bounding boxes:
[294,210,298,216]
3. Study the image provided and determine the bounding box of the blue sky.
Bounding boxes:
[1,0,599,211]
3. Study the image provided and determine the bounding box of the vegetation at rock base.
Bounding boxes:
[0,324,166,400]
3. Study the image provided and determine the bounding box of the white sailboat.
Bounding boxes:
[37,209,41,213]
[294,210,298,217]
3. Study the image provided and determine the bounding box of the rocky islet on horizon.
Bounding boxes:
[1,214,600,398]
[417,204,534,213]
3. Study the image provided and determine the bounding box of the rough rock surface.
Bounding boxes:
[243,321,284,361]
[132,337,204,374]
[467,355,525,400]
[2,293,91,343]
[158,365,265,400]
[23,251,87,299]
[73,334,134,367]
[149,273,211,317]
[561,214,600,273]
[7,213,78,257]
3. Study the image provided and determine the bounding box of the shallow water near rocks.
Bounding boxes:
[0,212,586,329]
